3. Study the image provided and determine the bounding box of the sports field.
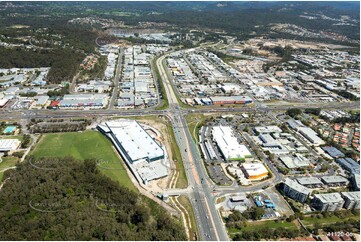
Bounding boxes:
[31,131,136,191]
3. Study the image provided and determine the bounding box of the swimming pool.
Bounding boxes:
[3,126,16,134]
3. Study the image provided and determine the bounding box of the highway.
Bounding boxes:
[0,99,358,121]
[156,54,228,241]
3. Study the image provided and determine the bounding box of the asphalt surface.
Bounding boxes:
[108,48,123,109]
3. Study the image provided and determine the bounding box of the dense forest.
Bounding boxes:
[0,157,186,240]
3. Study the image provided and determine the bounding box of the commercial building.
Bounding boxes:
[210,96,253,105]
[254,126,282,134]
[312,193,344,211]
[282,178,311,203]
[241,162,269,180]
[0,139,20,152]
[59,94,108,109]
[212,126,252,161]
[97,120,167,184]
[296,177,323,188]
[341,192,360,210]
[321,176,349,187]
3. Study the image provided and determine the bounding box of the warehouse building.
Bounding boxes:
[97,120,167,184]
[297,127,325,146]
[98,120,164,163]
[341,192,360,210]
[0,139,20,152]
[241,162,269,180]
[312,193,344,211]
[212,126,252,161]
[336,158,360,175]
[321,176,349,187]
[322,146,345,158]
[296,177,323,188]
[287,118,325,146]
[282,178,311,203]
[254,126,282,134]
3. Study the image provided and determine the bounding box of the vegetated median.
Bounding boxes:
[152,57,169,110]
[160,57,190,109]
[165,122,188,189]
[177,195,199,241]
[30,130,136,191]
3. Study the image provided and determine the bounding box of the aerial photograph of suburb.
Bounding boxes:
[0,1,359,241]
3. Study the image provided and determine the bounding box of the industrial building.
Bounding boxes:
[59,94,109,109]
[336,157,360,175]
[297,126,325,146]
[279,154,310,169]
[341,192,360,210]
[241,162,269,180]
[321,176,349,187]
[98,120,164,163]
[212,126,252,161]
[352,174,360,191]
[296,177,323,188]
[254,126,282,134]
[97,120,168,184]
[312,193,344,211]
[0,139,20,152]
[287,118,325,146]
[282,178,311,203]
[322,146,345,158]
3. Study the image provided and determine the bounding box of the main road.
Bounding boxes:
[156,54,229,241]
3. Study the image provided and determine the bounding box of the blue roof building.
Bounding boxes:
[322,146,345,158]
[337,158,360,175]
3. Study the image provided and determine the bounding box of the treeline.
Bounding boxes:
[0,47,83,83]
[112,9,359,42]
[232,227,304,241]
[29,122,89,133]
[334,90,359,101]
[0,157,186,240]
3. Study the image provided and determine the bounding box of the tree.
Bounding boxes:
[287,108,302,118]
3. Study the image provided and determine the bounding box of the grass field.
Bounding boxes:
[0,156,19,182]
[30,131,136,191]
[302,214,360,228]
[185,114,207,143]
[228,220,297,234]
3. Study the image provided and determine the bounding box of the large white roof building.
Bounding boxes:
[212,126,252,161]
[99,120,164,163]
